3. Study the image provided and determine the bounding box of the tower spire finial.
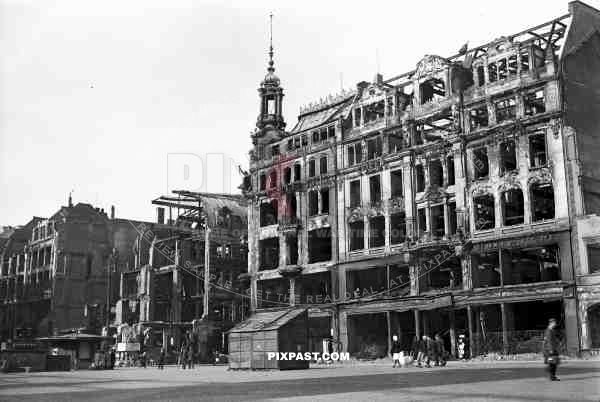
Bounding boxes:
[268,12,274,73]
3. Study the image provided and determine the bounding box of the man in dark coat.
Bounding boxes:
[391,335,402,368]
[543,318,560,381]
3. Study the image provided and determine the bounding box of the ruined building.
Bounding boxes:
[0,199,143,341]
[244,1,600,357]
[115,191,249,360]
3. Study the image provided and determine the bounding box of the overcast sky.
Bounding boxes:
[0,0,590,226]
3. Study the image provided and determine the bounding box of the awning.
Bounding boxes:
[228,307,307,334]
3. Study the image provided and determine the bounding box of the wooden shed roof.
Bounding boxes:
[228,308,307,334]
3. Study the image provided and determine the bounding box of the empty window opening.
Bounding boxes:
[389,134,403,153]
[309,159,316,177]
[446,155,455,185]
[369,175,381,204]
[308,228,332,263]
[531,183,555,221]
[503,245,561,285]
[529,133,547,168]
[488,62,498,82]
[431,205,445,238]
[367,137,383,159]
[260,173,266,191]
[508,55,518,76]
[284,167,292,184]
[502,189,524,226]
[354,108,362,127]
[350,180,361,208]
[474,251,501,287]
[474,194,495,230]
[320,128,327,142]
[524,90,546,116]
[420,78,446,104]
[288,194,297,217]
[390,213,406,244]
[416,165,426,192]
[369,216,386,248]
[533,46,545,69]
[320,156,328,174]
[260,200,278,227]
[500,140,517,174]
[417,208,427,236]
[287,139,293,151]
[349,221,365,251]
[309,190,319,216]
[301,135,308,146]
[294,164,301,182]
[320,188,330,214]
[347,267,387,300]
[448,202,457,235]
[271,144,280,157]
[328,126,335,138]
[347,145,355,166]
[391,169,403,198]
[498,58,508,80]
[423,258,462,291]
[268,171,278,189]
[470,105,489,130]
[258,278,288,308]
[495,97,516,123]
[259,238,279,271]
[520,48,530,72]
[588,245,600,274]
[430,159,443,187]
[476,65,485,86]
[473,147,489,179]
[364,101,385,123]
[312,131,319,144]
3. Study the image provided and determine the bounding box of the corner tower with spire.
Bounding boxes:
[257,13,285,131]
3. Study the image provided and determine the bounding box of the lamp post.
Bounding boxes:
[107,248,118,328]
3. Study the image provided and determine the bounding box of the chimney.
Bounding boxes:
[157,207,165,224]
[110,206,115,220]
[374,73,383,85]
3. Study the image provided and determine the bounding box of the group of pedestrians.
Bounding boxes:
[391,333,448,368]
[178,331,197,369]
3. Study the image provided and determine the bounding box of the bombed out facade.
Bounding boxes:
[244,1,600,358]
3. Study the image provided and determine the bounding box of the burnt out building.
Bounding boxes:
[244,1,600,357]
[0,199,143,342]
[115,191,249,360]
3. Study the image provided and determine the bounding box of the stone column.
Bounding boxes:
[467,305,475,358]
[414,310,422,339]
[289,277,296,306]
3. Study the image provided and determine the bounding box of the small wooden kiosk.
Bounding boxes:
[228,308,309,370]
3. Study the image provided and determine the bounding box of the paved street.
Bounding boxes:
[0,360,599,401]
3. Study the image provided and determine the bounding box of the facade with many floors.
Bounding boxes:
[244,1,600,357]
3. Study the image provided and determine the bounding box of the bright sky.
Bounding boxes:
[0,0,590,225]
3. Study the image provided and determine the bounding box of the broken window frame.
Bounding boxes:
[415,164,426,192]
[473,194,495,230]
[309,159,316,177]
[530,182,555,222]
[308,228,332,263]
[417,208,427,237]
[293,164,301,182]
[390,169,403,198]
[501,189,525,226]
[472,146,490,180]
[349,221,365,251]
[524,89,546,117]
[390,213,406,244]
[367,136,383,160]
[308,190,319,216]
[420,77,446,104]
[369,216,386,248]
[446,155,455,186]
[495,97,517,123]
[529,133,547,169]
[429,159,443,188]
[369,175,382,205]
[431,204,445,239]
[350,179,361,208]
[499,140,518,175]
[469,104,489,130]
[320,188,330,215]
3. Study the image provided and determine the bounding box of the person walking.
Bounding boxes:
[543,318,560,381]
[391,335,402,368]
[434,334,447,366]
[417,335,431,368]
[157,348,165,370]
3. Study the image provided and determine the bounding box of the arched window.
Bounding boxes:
[502,189,524,226]
[531,182,555,221]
